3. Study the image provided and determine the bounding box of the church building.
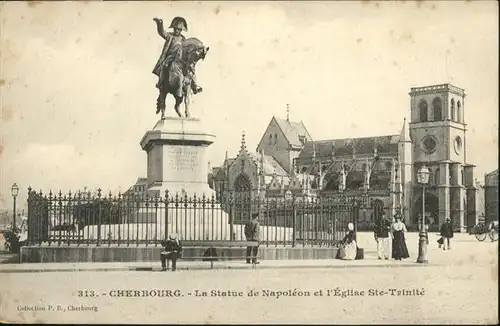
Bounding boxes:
[210,84,478,231]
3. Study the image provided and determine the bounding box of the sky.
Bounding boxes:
[0,1,498,210]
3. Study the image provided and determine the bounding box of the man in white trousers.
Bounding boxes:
[374,212,391,259]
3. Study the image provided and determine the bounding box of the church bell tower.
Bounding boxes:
[408,84,473,231]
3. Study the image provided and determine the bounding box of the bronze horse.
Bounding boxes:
[155,38,209,119]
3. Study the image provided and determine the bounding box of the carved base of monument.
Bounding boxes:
[140,117,216,196]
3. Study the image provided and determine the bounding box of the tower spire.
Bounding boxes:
[399,118,411,143]
[240,130,246,150]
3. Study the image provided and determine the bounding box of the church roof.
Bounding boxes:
[486,169,498,177]
[266,172,314,193]
[297,135,399,160]
[136,177,148,185]
[274,117,312,147]
[485,169,498,185]
[248,153,288,176]
[214,158,236,179]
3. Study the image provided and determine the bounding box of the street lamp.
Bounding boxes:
[11,183,19,231]
[416,165,430,264]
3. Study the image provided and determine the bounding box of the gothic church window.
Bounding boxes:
[269,134,273,145]
[451,98,456,121]
[346,171,364,190]
[234,173,252,191]
[432,97,443,121]
[435,168,440,185]
[324,174,340,191]
[454,136,462,155]
[419,100,428,122]
[369,161,390,189]
[274,134,278,144]
[457,101,462,123]
[422,136,437,154]
[234,173,252,223]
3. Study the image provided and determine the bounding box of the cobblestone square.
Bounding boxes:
[1,233,497,324]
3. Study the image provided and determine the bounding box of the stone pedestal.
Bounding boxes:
[140,117,216,196]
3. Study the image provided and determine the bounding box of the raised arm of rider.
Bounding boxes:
[153,18,168,40]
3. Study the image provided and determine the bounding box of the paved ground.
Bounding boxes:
[0,232,497,324]
[0,231,489,270]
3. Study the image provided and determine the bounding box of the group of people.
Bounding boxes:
[335,212,411,261]
[336,212,455,262]
[158,211,456,269]
[159,212,261,271]
[372,212,410,261]
[369,212,454,260]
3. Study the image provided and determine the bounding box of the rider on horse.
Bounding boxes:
[153,17,206,117]
[153,17,187,98]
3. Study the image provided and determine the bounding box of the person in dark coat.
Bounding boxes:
[244,213,260,264]
[374,212,391,260]
[440,217,454,250]
[160,233,182,271]
[391,215,410,261]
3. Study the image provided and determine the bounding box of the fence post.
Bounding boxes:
[27,187,33,245]
[57,191,63,246]
[353,199,360,242]
[229,193,234,241]
[292,195,296,248]
[68,191,72,246]
[96,188,102,247]
[164,190,169,242]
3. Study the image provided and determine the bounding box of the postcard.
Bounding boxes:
[0,1,498,324]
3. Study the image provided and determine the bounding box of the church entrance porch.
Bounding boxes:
[413,192,439,232]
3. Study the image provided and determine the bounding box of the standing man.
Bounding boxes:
[440,217,454,250]
[244,213,260,265]
[374,212,391,260]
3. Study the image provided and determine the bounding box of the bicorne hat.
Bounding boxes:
[169,17,188,32]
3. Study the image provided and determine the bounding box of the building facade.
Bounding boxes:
[484,169,498,221]
[212,84,478,231]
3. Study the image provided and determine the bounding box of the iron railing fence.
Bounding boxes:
[26,188,360,247]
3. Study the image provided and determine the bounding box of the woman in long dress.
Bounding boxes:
[391,215,410,260]
[338,223,357,260]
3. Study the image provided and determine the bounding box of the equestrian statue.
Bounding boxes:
[152,17,209,119]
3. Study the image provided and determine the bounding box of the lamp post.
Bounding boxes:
[416,165,430,264]
[11,183,19,231]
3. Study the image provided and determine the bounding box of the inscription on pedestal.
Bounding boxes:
[167,147,199,171]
